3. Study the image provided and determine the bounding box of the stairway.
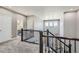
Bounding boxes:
[21,29,79,53]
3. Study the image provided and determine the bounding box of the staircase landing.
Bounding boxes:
[0,36,39,53]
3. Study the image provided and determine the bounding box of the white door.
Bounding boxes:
[0,14,12,42]
[44,20,60,36]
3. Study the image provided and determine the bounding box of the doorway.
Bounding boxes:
[43,20,60,36]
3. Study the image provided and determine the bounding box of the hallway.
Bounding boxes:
[0,6,79,53]
[0,36,39,53]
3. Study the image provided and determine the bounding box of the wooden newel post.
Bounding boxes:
[39,31,43,53]
[21,28,23,41]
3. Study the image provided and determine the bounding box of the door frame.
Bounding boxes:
[43,19,60,34]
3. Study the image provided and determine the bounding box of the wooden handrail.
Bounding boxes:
[47,29,79,41]
[43,35,79,41]
[22,29,79,41]
[55,36,79,41]
[23,29,47,32]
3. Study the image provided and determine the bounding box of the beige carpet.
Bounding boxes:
[0,36,39,53]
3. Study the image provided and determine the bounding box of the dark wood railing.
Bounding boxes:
[21,28,79,53]
[41,29,79,53]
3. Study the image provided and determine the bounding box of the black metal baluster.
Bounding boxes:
[45,43,47,53]
[69,40,71,53]
[45,37,47,53]
[59,39,62,53]
[74,40,76,53]
[64,39,66,53]
[52,38,54,53]
[39,31,43,53]
[47,29,50,53]
[21,28,23,41]
[55,38,58,52]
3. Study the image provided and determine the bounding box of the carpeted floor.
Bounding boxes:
[0,36,39,53]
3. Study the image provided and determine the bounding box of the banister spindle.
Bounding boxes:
[39,31,43,53]
[52,38,54,53]
[47,29,50,53]
[64,40,66,53]
[45,38,47,53]
[55,38,58,52]
[21,28,23,41]
[74,40,76,53]
[69,40,71,53]
[59,39,62,53]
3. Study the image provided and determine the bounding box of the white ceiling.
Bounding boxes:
[5,6,79,16]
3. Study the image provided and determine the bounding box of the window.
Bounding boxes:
[54,21,58,27]
[45,22,48,26]
[49,22,53,26]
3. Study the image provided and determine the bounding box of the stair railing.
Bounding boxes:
[21,28,79,53]
[40,29,79,53]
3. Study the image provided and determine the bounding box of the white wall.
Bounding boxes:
[4,6,79,37]
[64,10,79,38]
[16,14,25,30]
[0,8,13,42]
[76,11,79,38]
[11,13,17,38]
[41,7,79,36]
[41,7,64,36]
[64,12,77,38]
[26,16,34,29]
[0,8,21,42]
[23,15,36,40]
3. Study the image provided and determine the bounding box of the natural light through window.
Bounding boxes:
[49,22,53,26]
[45,22,48,26]
[54,21,58,27]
